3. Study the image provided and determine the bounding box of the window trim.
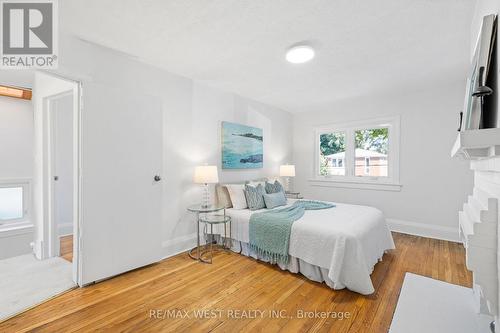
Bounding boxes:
[0,178,32,226]
[312,116,401,190]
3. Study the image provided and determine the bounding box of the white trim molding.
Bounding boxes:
[387,218,459,242]
[161,233,197,259]
[0,223,34,238]
[308,178,402,191]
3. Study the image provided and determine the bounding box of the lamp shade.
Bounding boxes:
[193,165,219,184]
[280,165,295,177]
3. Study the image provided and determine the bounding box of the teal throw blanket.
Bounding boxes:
[249,200,335,265]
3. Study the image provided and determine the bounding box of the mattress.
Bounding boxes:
[212,199,395,294]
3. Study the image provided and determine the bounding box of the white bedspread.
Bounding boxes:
[223,200,395,294]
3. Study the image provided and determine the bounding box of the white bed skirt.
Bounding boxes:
[227,239,348,290]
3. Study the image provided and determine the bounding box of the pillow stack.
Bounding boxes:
[225,184,248,209]
[243,180,287,210]
[244,183,266,210]
[262,180,287,209]
[224,180,288,210]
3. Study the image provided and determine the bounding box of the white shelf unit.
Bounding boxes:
[452,127,500,325]
[451,128,500,160]
[458,188,498,315]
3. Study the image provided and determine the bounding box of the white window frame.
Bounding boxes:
[0,178,32,227]
[311,116,401,191]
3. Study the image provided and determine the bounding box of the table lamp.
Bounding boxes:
[193,165,219,208]
[280,164,295,193]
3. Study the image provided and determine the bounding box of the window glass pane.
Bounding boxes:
[319,132,346,176]
[355,128,389,177]
[0,187,23,220]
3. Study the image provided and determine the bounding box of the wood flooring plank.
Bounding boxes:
[0,233,472,333]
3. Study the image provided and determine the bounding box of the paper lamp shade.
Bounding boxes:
[193,165,219,184]
[280,165,296,177]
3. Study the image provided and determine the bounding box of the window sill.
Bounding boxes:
[308,178,402,192]
[0,222,34,238]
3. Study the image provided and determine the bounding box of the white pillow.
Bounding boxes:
[226,184,248,209]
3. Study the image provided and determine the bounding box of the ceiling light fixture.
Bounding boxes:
[286,45,315,64]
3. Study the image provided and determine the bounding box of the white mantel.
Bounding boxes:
[452,129,500,328]
[451,128,500,160]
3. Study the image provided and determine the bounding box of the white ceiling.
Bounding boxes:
[60,0,476,113]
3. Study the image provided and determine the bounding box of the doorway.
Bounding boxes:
[49,93,75,263]
[0,72,81,321]
[34,71,80,284]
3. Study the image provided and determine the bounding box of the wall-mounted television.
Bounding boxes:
[461,14,497,131]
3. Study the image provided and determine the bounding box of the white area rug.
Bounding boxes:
[390,273,492,333]
[0,254,75,321]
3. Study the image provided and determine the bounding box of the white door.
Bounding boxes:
[79,83,163,285]
[52,94,74,255]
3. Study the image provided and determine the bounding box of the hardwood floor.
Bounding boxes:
[0,233,471,333]
[60,235,73,263]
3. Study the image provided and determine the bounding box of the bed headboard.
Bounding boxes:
[215,178,270,208]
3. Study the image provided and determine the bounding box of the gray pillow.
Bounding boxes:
[263,192,287,209]
[265,180,284,194]
[244,184,266,210]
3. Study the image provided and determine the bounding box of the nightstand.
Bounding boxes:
[285,191,303,199]
[187,204,229,263]
[199,214,231,264]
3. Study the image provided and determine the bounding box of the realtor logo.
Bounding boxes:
[1,0,58,68]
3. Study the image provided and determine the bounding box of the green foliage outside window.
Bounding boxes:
[355,128,388,154]
[319,128,389,176]
[319,133,345,156]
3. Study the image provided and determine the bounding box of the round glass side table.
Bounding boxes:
[199,214,231,264]
[187,204,226,263]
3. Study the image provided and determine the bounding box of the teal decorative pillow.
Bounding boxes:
[265,180,284,194]
[263,192,287,209]
[244,184,266,210]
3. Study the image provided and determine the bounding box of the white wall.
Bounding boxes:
[471,0,499,60]
[0,96,34,259]
[0,96,33,179]
[293,75,474,240]
[51,35,293,258]
[0,229,33,260]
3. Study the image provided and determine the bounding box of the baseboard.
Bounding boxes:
[387,218,459,242]
[161,233,197,259]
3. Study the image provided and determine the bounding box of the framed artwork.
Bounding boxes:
[221,121,263,169]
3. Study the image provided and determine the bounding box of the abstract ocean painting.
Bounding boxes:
[222,122,263,169]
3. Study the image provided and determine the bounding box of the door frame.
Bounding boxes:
[38,71,82,285]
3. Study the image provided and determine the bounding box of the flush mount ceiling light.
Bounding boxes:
[286,45,315,64]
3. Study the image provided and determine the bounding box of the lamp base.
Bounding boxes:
[285,177,291,192]
[202,183,210,208]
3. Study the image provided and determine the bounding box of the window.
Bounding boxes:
[0,180,30,225]
[319,132,346,176]
[314,116,400,190]
[355,128,389,177]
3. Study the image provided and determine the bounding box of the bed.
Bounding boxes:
[214,184,395,295]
